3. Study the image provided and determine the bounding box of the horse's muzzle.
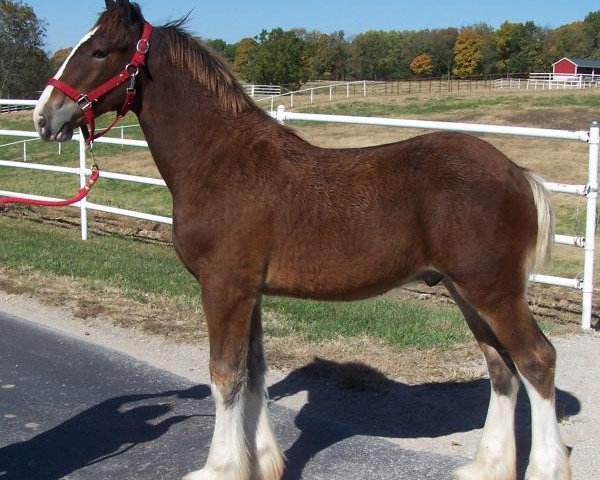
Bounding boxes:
[33,99,81,142]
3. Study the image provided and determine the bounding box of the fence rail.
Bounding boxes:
[495,73,600,91]
[0,99,37,115]
[257,76,527,110]
[0,100,597,328]
[243,84,281,97]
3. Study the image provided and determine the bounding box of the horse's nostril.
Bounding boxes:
[37,116,46,129]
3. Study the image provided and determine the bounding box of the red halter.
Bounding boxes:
[48,22,153,147]
[0,22,153,210]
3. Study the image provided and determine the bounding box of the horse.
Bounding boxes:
[32,1,571,479]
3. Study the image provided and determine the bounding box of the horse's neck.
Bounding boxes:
[135,61,260,195]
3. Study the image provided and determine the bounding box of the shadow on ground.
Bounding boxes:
[0,385,211,480]
[269,358,581,480]
[0,360,580,480]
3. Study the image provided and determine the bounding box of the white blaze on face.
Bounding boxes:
[33,27,99,127]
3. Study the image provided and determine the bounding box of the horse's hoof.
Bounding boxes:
[257,449,285,480]
[454,461,516,480]
[182,468,217,480]
[525,445,572,480]
[525,464,572,480]
[182,467,249,480]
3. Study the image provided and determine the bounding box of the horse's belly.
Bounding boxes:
[262,256,421,301]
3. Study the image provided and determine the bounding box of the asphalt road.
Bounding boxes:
[0,311,468,479]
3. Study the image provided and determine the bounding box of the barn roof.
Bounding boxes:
[552,57,600,68]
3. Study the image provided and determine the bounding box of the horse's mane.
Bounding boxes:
[96,5,252,115]
[158,21,253,115]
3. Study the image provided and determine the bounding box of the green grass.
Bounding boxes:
[0,216,470,350]
[264,296,468,349]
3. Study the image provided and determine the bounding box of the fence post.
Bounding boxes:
[310,88,314,104]
[78,133,89,241]
[581,121,599,329]
[329,86,333,101]
[276,105,286,124]
[23,141,27,162]
[363,80,367,97]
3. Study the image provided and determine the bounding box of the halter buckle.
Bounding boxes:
[77,94,93,111]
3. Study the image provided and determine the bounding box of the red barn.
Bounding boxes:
[552,58,600,77]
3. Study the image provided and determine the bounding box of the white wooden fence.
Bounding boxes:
[255,80,372,110]
[0,100,597,328]
[243,84,281,98]
[495,73,600,91]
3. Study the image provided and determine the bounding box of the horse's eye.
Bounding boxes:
[92,49,109,59]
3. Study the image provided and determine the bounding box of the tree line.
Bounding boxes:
[1,0,600,98]
[209,10,600,88]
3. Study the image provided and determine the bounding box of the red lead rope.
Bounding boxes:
[0,167,100,209]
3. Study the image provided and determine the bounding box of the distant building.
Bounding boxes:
[552,58,600,77]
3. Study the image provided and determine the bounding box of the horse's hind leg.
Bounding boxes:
[448,280,571,480]
[248,298,285,480]
[445,280,520,480]
[184,285,283,480]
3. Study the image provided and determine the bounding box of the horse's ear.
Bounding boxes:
[115,0,134,24]
[104,0,115,9]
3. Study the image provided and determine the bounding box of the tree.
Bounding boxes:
[453,29,484,76]
[205,38,236,64]
[428,28,458,77]
[244,29,307,88]
[545,22,591,63]
[50,47,70,71]
[0,0,50,98]
[409,53,433,76]
[492,21,546,74]
[584,11,600,57]
[350,30,407,80]
[302,30,349,80]
[233,37,257,79]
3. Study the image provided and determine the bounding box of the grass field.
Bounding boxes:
[0,88,596,377]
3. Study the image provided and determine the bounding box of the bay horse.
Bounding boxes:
[32,1,570,479]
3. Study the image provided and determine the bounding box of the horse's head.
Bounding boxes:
[34,0,146,142]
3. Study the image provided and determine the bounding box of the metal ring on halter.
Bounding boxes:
[136,38,150,54]
[125,64,140,77]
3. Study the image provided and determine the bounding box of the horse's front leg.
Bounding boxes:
[184,280,283,480]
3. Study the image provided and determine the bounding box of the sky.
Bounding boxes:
[27,0,600,54]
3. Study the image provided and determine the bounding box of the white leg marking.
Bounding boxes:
[254,389,284,480]
[33,27,99,124]
[183,384,250,480]
[521,376,571,480]
[454,378,518,480]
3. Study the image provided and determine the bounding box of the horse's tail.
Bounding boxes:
[523,170,555,273]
